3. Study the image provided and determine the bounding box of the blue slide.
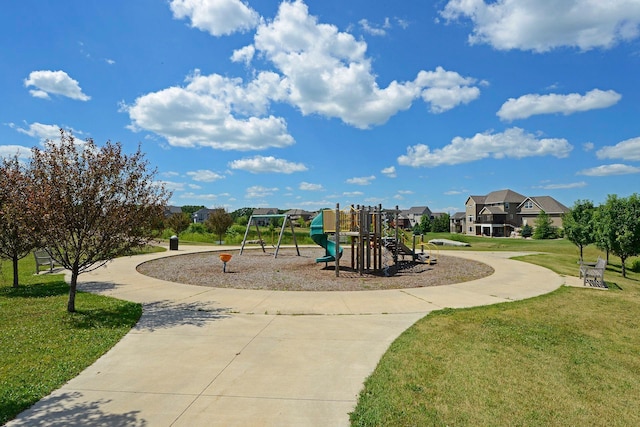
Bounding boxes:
[310,210,343,263]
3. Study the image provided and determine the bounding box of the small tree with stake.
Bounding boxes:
[205,207,234,244]
[28,130,170,312]
[0,156,40,287]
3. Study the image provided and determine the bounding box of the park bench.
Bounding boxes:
[33,249,62,274]
[579,256,606,287]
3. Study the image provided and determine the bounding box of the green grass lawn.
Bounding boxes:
[0,256,142,425]
[351,235,640,426]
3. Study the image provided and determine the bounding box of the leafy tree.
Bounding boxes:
[592,205,611,262]
[533,210,557,239]
[419,215,431,234]
[166,212,191,235]
[432,213,451,233]
[297,216,307,228]
[181,205,205,216]
[28,130,170,312]
[562,200,595,261]
[205,207,233,244]
[598,194,640,277]
[231,207,253,220]
[520,224,533,238]
[0,156,40,287]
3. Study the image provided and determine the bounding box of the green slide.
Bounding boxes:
[310,210,343,263]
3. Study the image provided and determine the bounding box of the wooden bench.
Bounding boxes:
[33,249,62,274]
[579,256,606,287]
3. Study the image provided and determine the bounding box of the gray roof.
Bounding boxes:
[253,208,279,215]
[466,195,487,205]
[406,206,431,215]
[479,206,506,214]
[452,212,466,220]
[485,189,526,204]
[519,196,570,214]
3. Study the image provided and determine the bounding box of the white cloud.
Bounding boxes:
[398,127,573,167]
[24,70,90,101]
[170,0,260,36]
[535,182,587,190]
[13,122,61,142]
[441,0,640,52]
[127,1,483,148]
[186,169,225,182]
[359,18,388,36]
[343,191,364,197]
[578,163,640,176]
[596,136,640,161]
[444,190,464,195]
[245,185,278,198]
[299,182,323,191]
[0,145,32,161]
[251,1,482,128]
[346,175,376,185]
[229,155,307,173]
[416,67,484,113]
[497,89,621,121]
[124,72,294,151]
[381,166,396,178]
[159,180,187,192]
[583,142,595,151]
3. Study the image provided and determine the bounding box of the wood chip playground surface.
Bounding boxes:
[136,247,494,292]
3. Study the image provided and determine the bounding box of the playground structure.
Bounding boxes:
[239,214,300,258]
[310,204,439,277]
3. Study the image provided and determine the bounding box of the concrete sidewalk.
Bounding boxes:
[7,246,569,426]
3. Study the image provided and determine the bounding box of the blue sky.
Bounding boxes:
[2,0,640,213]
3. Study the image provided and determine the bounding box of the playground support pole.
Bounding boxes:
[377,203,382,271]
[335,203,340,277]
[394,206,399,264]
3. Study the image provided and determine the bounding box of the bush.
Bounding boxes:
[521,224,533,238]
[631,258,640,273]
[186,223,207,234]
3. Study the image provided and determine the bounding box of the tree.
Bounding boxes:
[533,210,557,239]
[598,194,640,278]
[29,130,170,312]
[205,207,233,244]
[592,205,611,262]
[181,205,205,216]
[521,224,533,238]
[0,156,40,287]
[419,215,431,234]
[166,212,191,235]
[432,213,451,233]
[562,200,595,261]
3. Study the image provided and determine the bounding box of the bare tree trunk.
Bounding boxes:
[579,245,583,262]
[12,255,19,288]
[67,268,78,313]
[621,256,627,278]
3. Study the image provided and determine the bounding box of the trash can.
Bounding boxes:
[169,235,179,250]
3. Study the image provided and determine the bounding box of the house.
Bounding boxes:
[252,207,280,226]
[450,212,466,233]
[285,209,314,225]
[465,189,569,237]
[164,205,182,217]
[517,196,569,229]
[400,206,433,229]
[465,189,525,237]
[192,208,214,224]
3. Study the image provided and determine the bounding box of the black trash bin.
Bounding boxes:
[169,235,179,250]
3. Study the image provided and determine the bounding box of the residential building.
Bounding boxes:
[450,212,466,233]
[285,209,314,225]
[464,189,569,237]
[252,207,280,226]
[192,208,214,224]
[400,206,433,229]
[518,196,569,229]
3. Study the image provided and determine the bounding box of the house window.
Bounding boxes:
[504,202,509,209]
[524,201,533,209]
[468,215,474,223]
[469,227,473,232]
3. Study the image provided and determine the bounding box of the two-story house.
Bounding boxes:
[465,189,526,237]
[465,189,569,237]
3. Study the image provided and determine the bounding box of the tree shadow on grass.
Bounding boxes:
[134,300,231,332]
[0,280,69,298]
[5,391,146,427]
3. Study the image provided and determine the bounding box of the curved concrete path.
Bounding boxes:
[8,246,570,427]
